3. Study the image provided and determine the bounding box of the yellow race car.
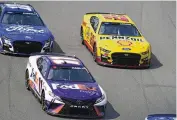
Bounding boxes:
[80,12,152,68]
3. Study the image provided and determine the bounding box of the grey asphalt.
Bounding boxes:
[0,1,176,120]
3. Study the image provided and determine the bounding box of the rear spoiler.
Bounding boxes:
[146,114,176,119]
[0,2,33,9]
[30,52,77,58]
[86,12,126,15]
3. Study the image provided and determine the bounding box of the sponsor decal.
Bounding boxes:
[100,36,143,42]
[117,40,132,46]
[70,105,89,109]
[51,83,97,91]
[122,48,131,50]
[102,14,129,22]
[5,26,45,34]
[25,36,32,39]
[80,90,99,96]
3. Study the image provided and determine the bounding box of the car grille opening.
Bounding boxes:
[111,52,141,66]
[13,41,42,54]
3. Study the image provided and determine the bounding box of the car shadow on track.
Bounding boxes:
[0,41,65,57]
[101,53,163,70]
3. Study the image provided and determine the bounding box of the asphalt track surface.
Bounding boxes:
[0,1,176,120]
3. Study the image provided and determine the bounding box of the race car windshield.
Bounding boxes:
[99,22,141,37]
[2,12,45,26]
[48,67,95,82]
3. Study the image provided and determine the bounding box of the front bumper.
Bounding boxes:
[96,53,151,68]
[45,100,106,119]
[0,41,53,55]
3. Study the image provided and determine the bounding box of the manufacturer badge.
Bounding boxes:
[76,100,82,104]
[25,42,31,44]
[124,54,129,56]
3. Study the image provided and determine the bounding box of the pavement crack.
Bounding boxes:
[144,84,176,88]
[139,71,150,113]
[168,14,176,28]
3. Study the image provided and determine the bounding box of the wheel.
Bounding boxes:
[41,91,47,111]
[25,70,30,90]
[80,27,84,45]
[93,44,97,62]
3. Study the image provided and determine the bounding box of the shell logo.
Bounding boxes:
[117,40,132,46]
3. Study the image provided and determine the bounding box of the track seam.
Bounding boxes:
[131,71,150,113]
[7,56,13,120]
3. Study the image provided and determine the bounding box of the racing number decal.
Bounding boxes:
[31,69,42,93]
[103,14,129,22]
[30,68,36,79]
[85,27,90,40]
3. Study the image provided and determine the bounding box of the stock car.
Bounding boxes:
[0,3,54,55]
[80,12,152,68]
[25,53,107,118]
[145,114,176,120]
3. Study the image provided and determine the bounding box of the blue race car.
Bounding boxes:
[145,114,176,120]
[0,3,54,55]
[25,53,107,118]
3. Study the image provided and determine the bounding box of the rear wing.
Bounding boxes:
[0,2,35,11]
[30,52,77,58]
[145,114,176,120]
[86,12,126,15]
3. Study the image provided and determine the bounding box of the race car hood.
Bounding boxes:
[0,24,51,42]
[145,114,176,120]
[98,35,150,53]
[49,81,102,100]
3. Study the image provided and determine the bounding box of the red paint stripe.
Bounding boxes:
[52,105,64,114]
[94,106,102,116]
[84,40,93,53]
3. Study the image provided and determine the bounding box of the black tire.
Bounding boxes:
[93,44,97,62]
[25,70,30,90]
[41,91,47,111]
[80,27,84,45]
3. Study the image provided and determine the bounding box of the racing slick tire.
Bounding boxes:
[25,70,30,91]
[93,44,98,63]
[80,27,84,45]
[41,91,47,112]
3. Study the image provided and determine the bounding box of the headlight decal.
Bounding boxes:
[141,50,149,55]
[100,47,111,53]
[95,94,105,104]
[2,36,12,45]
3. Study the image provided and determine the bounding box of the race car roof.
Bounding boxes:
[2,3,35,13]
[46,55,84,67]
